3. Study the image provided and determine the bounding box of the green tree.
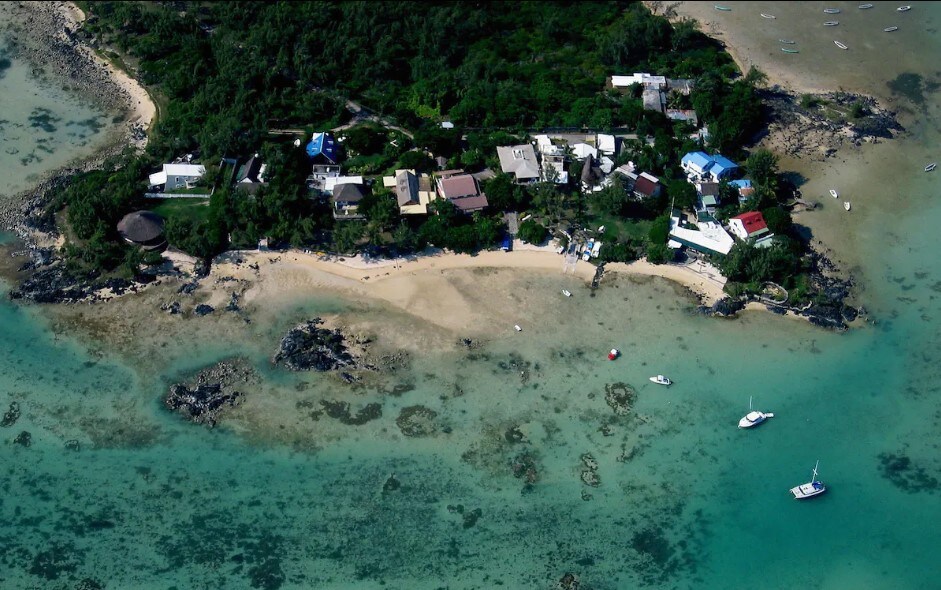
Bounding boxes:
[332,221,365,254]
[591,181,631,216]
[517,219,548,244]
[667,179,697,210]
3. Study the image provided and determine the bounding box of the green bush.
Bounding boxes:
[518,219,548,244]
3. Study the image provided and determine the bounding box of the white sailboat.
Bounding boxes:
[790,460,827,499]
[738,396,774,428]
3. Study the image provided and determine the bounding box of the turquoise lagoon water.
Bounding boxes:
[0,38,117,197]
[3,5,941,590]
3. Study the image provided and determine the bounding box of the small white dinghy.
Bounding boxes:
[514,325,523,332]
[790,461,827,499]
[834,40,848,50]
[926,162,937,172]
[897,5,912,12]
[649,375,672,386]
[761,13,776,19]
[844,201,851,211]
[823,8,841,14]
[829,189,839,199]
[561,289,572,297]
[884,26,899,32]
[738,396,774,429]
[824,21,840,26]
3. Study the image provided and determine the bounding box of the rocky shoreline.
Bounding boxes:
[0,1,149,243]
[758,87,904,162]
[698,244,861,330]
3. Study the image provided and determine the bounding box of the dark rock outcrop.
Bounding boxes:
[2,402,21,427]
[164,358,257,427]
[273,319,356,372]
[193,304,214,316]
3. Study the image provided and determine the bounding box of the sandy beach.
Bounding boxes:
[59,2,156,130]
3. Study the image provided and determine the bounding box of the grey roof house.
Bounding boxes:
[496,144,541,183]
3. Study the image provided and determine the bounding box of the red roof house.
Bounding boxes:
[729,211,770,241]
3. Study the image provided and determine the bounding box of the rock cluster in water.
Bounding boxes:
[604,382,636,415]
[2,402,21,427]
[395,405,439,437]
[164,358,257,427]
[273,319,357,372]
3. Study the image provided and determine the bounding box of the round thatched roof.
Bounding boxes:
[117,210,165,244]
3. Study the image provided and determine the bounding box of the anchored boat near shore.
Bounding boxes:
[714,5,732,11]
[884,26,899,32]
[897,5,912,12]
[830,189,839,199]
[925,163,937,172]
[844,201,852,211]
[761,13,776,19]
[649,375,672,386]
[859,3,874,8]
[781,48,800,54]
[824,21,840,26]
[779,39,796,44]
[824,8,841,14]
[834,40,848,50]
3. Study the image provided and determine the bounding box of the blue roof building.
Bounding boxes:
[306,132,339,164]
[681,151,739,182]
[728,179,751,189]
[681,151,713,175]
[709,154,739,180]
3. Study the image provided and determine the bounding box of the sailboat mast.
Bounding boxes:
[812,460,819,481]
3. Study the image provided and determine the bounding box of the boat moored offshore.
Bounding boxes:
[790,461,827,499]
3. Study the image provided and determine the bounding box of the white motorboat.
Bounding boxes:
[514,324,522,332]
[829,189,839,199]
[823,8,841,14]
[897,6,911,12]
[834,40,848,50]
[859,3,874,8]
[738,396,774,429]
[561,289,572,297]
[884,26,899,32]
[926,163,937,172]
[844,201,851,211]
[790,461,827,499]
[779,39,797,44]
[649,375,672,386]
[824,21,840,26]
[761,13,776,19]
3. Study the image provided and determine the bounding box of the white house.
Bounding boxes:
[148,163,206,191]
[611,73,667,89]
[668,210,734,256]
[571,143,598,160]
[597,134,617,156]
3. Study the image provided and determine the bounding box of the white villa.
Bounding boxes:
[148,163,206,191]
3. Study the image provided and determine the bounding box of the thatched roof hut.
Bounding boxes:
[117,210,167,251]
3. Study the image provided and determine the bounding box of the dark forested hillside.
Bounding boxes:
[81,0,738,160]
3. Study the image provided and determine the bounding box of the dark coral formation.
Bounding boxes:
[395,405,439,437]
[164,358,257,427]
[604,382,636,416]
[273,319,357,372]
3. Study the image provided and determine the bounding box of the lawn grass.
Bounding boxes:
[146,198,210,225]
